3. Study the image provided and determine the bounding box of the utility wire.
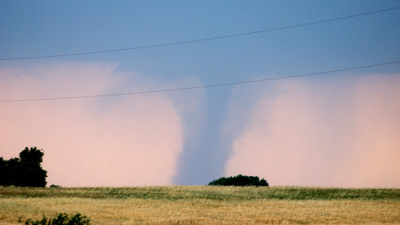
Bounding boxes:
[1,61,399,103]
[1,6,399,61]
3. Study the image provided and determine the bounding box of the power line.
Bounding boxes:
[1,6,399,61]
[1,61,399,103]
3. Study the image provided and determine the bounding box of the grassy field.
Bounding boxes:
[1,186,399,224]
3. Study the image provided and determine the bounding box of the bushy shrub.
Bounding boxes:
[25,213,90,225]
[208,174,268,187]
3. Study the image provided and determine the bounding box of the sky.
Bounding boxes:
[1,0,399,188]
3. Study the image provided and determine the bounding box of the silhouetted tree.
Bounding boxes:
[0,147,47,187]
[0,157,7,186]
[208,174,269,187]
[0,157,20,186]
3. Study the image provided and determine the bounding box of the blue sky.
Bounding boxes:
[1,1,400,187]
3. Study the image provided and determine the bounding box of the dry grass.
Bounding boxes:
[1,186,399,224]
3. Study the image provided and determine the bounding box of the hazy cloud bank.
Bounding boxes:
[0,62,202,186]
[2,63,399,188]
[225,74,400,188]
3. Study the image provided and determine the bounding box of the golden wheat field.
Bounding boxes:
[1,186,399,224]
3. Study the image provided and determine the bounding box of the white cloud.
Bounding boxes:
[0,62,193,186]
[225,74,400,188]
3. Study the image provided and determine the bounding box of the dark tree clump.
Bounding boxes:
[25,213,90,225]
[208,174,268,187]
[0,147,47,187]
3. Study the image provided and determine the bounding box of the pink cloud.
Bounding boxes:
[0,63,186,186]
[225,74,400,188]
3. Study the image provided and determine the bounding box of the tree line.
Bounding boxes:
[1,147,268,188]
[208,174,269,187]
[0,147,47,187]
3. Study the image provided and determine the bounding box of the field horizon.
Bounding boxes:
[1,185,399,224]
